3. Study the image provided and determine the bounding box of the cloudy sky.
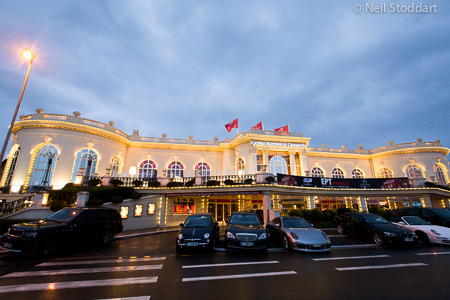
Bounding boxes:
[0,0,449,152]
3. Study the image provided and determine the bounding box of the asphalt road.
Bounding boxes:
[1,230,450,300]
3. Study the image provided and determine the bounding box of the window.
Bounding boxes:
[3,146,20,189]
[28,144,59,189]
[377,167,393,178]
[311,166,324,178]
[351,168,364,179]
[134,205,143,217]
[109,155,123,177]
[71,148,98,182]
[237,158,245,176]
[148,203,156,215]
[173,198,195,214]
[139,160,157,178]
[269,155,288,175]
[405,164,424,179]
[435,164,447,184]
[332,168,345,178]
[195,162,211,177]
[167,161,184,178]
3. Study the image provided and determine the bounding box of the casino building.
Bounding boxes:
[1,109,450,229]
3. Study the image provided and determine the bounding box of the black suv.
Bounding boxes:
[393,207,450,228]
[0,207,123,256]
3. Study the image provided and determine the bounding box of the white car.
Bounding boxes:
[392,216,450,245]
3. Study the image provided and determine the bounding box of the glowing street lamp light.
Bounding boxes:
[0,48,35,163]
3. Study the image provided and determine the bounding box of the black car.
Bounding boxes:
[393,207,450,228]
[225,211,267,250]
[0,207,123,256]
[176,213,219,253]
[334,212,416,246]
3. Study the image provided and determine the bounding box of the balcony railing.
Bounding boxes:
[0,195,34,217]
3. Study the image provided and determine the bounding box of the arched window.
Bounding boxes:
[167,161,184,178]
[2,145,21,189]
[377,167,393,178]
[28,144,59,189]
[71,148,99,182]
[269,155,288,175]
[435,164,448,184]
[139,160,157,178]
[332,168,345,178]
[352,168,365,179]
[195,162,211,177]
[237,158,245,176]
[109,155,123,177]
[311,166,324,178]
[404,163,424,179]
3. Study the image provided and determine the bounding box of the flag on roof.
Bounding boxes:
[251,121,263,130]
[274,125,289,132]
[225,118,238,132]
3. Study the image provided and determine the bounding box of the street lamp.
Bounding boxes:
[0,48,35,163]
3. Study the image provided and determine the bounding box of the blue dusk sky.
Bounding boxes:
[0,0,449,152]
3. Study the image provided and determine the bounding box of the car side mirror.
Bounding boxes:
[214,222,219,226]
[275,224,280,227]
[179,223,184,227]
[310,223,314,227]
[398,221,406,225]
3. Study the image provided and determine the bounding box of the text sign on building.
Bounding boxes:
[251,141,306,148]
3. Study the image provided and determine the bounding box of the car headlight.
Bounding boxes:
[384,232,398,237]
[431,229,441,236]
[204,233,210,239]
[23,231,38,238]
[258,232,267,240]
[321,231,328,239]
[178,233,183,240]
[290,232,299,239]
[226,231,236,239]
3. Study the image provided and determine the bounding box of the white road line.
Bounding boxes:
[336,263,428,271]
[416,252,450,256]
[95,297,150,300]
[331,244,376,249]
[0,277,158,294]
[182,271,297,282]
[327,235,350,238]
[2,265,163,278]
[182,261,279,269]
[313,255,391,261]
[37,257,166,267]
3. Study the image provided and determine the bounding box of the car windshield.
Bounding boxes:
[403,216,430,225]
[362,214,389,224]
[46,208,82,223]
[184,215,211,227]
[282,218,311,228]
[434,209,450,218]
[229,214,260,225]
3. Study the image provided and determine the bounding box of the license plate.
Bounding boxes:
[2,242,12,249]
[240,242,254,247]
[313,244,322,247]
[404,237,414,242]
[186,242,198,246]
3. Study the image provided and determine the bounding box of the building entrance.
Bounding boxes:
[208,202,239,224]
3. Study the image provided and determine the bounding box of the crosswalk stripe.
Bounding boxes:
[336,263,427,271]
[182,261,279,269]
[95,297,150,300]
[2,265,163,278]
[0,277,158,293]
[37,257,166,267]
[182,271,297,282]
[415,252,450,256]
[313,255,391,261]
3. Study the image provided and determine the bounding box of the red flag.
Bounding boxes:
[274,125,289,132]
[251,122,263,130]
[225,118,238,132]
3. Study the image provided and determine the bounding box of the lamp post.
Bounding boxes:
[0,48,35,163]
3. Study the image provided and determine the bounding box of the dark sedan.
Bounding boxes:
[176,213,219,253]
[225,211,267,251]
[334,212,416,246]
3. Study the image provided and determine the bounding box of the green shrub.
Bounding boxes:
[50,200,68,211]
[337,207,356,215]
[48,189,79,206]
[167,182,183,187]
[111,196,124,203]
[184,180,195,187]
[310,208,324,223]
[109,179,124,187]
[302,209,313,221]
[224,179,234,185]
[206,180,219,186]
[89,186,134,203]
[87,178,102,187]
[131,192,141,200]
[288,209,303,218]
[87,198,104,206]
[369,207,393,219]
[244,178,254,184]
[265,176,275,184]
[132,179,143,187]
[149,181,161,187]
[323,209,338,222]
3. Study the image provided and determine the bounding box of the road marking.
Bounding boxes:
[182,271,297,282]
[336,263,427,271]
[37,257,166,267]
[95,297,150,300]
[331,244,376,249]
[313,255,391,261]
[182,261,279,268]
[2,265,163,278]
[416,252,450,256]
[327,235,350,238]
[0,277,158,293]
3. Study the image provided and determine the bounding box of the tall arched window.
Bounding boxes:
[71,148,99,182]
[352,168,365,179]
[109,155,123,177]
[139,160,157,178]
[332,168,345,178]
[167,161,184,178]
[28,144,59,189]
[435,164,448,184]
[311,166,324,178]
[404,163,424,179]
[2,145,21,190]
[237,158,245,176]
[377,167,393,178]
[195,162,211,177]
[269,155,288,175]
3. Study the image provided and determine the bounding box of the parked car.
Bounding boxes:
[266,216,331,252]
[0,207,123,256]
[225,211,267,250]
[391,215,450,245]
[393,208,450,228]
[334,212,416,246]
[176,213,219,253]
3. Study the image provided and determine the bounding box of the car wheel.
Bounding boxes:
[283,235,290,250]
[102,230,114,244]
[416,231,430,245]
[40,239,57,256]
[374,232,386,246]
[337,224,346,235]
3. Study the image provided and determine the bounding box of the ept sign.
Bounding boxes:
[321,178,332,187]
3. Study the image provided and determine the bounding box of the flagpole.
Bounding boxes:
[262,120,264,130]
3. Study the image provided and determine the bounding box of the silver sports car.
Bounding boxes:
[266,216,331,252]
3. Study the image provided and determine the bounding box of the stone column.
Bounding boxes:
[359,196,368,212]
[75,191,90,207]
[421,195,432,207]
[300,150,309,176]
[158,194,168,228]
[262,191,271,225]
[263,149,269,172]
[289,151,297,176]
[33,192,49,207]
[309,195,315,209]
